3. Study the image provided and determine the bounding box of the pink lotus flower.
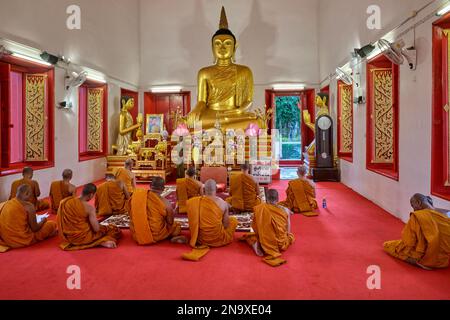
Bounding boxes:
[245,123,260,137]
[172,123,190,136]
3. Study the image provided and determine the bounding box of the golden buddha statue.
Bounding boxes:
[186,7,263,131]
[113,96,143,156]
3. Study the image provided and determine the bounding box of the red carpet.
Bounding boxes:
[0,181,449,300]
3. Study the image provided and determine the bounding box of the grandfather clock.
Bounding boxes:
[312,114,340,181]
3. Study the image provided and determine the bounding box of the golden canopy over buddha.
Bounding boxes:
[186,7,263,130]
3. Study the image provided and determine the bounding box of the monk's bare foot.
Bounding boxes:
[406,257,432,270]
[252,242,264,257]
[101,241,117,248]
[171,236,187,244]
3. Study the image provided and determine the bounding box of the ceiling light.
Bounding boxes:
[272,84,305,91]
[437,3,450,16]
[150,86,183,93]
[11,52,51,66]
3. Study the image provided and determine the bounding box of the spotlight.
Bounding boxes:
[40,51,59,65]
[0,45,12,58]
[57,101,72,109]
[354,44,375,58]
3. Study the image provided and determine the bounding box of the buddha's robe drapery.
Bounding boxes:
[129,189,181,245]
[0,199,56,252]
[279,179,318,216]
[176,178,202,214]
[57,196,121,251]
[226,173,261,212]
[243,203,294,267]
[95,181,128,216]
[115,168,134,194]
[384,209,450,269]
[9,178,50,211]
[49,181,73,212]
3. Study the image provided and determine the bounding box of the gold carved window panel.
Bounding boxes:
[25,74,47,161]
[87,88,104,152]
[371,68,394,164]
[339,83,353,154]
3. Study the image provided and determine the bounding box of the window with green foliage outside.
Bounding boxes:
[275,96,302,160]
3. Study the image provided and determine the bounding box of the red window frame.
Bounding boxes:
[431,14,450,201]
[0,56,55,177]
[78,80,108,162]
[337,80,353,162]
[366,54,399,181]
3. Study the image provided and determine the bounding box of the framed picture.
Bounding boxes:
[146,114,164,134]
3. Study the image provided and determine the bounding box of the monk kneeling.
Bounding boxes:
[183,180,238,261]
[49,169,76,213]
[226,163,261,212]
[10,167,49,211]
[279,165,318,216]
[129,177,186,245]
[0,185,57,252]
[177,166,203,214]
[95,174,130,216]
[57,184,121,250]
[384,194,450,270]
[242,189,294,267]
[115,158,136,195]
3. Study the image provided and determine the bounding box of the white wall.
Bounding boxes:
[0,0,140,201]
[139,0,320,108]
[319,0,450,222]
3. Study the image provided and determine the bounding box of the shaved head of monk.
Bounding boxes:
[410,193,434,211]
[81,183,97,201]
[204,179,217,196]
[16,184,32,201]
[151,177,165,192]
[62,169,73,180]
[186,167,196,177]
[266,189,279,204]
[297,165,308,177]
[240,162,250,173]
[124,158,134,169]
[22,166,33,179]
[105,173,115,180]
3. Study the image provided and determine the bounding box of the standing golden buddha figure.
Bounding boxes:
[186,6,264,131]
[113,96,143,156]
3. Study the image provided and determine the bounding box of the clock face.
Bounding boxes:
[318,116,332,130]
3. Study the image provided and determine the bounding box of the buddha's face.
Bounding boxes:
[212,34,235,60]
[122,98,135,111]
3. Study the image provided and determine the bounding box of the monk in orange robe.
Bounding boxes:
[226,163,261,212]
[49,169,76,213]
[183,179,238,261]
[177,167,203,214]
[241,189,294,267]
[279,165,318,216]
[0,184,57,252]
[384,193,450,270]
[95,173,130,216]
[9,167,50,211]
[114,158,136,194]
[57,183,121,250]
[129,177,186,245]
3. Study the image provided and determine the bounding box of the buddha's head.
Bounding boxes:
[316,93,328,108]
[212,7,236,62]
[121,96,135,111]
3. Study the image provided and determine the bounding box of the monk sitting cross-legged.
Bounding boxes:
[49,169,76,213]
[241,189,294,267]
[176,166,203,214]
[9,167,50,211]
[183,179,238,261]
[279,165,318,217]
[57,183,121,250]
[226,162,261,213]
[129,177,186,245]
[115,158,136,195]
[0,184,57,253]
[384,193,450,270]
[95,173,130,217]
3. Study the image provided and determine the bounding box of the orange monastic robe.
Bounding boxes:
[226,173,261,212]
[0,198,56,252]
[57,196,121,251]
[9,178,50,211]
[250,203,294,267]
[115,168,134,194]
[95,181,128,216]
[384,209,450,269]
[129,189,181,245]
[49,180,74,212]
[177,178,202,214]
[279,178,318,216]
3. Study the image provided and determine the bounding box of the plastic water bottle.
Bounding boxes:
[322,198,327,209]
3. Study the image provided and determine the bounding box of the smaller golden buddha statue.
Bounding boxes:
[113,96,143,156]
